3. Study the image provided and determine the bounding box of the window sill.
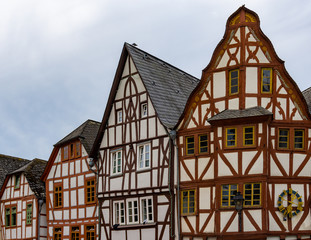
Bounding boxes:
[110,173,123,178]
[112,222,156,230]
[136,167,151,173]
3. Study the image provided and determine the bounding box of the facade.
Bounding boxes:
[90,43,199,240]
[41,119,100,240]
[0,158,47,240]
[177,6,311,240]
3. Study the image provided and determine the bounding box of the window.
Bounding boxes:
[114,202,125,225]
[14,174,21,189]
[62,145,69,160]
[117,109,122,123]
[261,68,272,93]
[141,102,148,117]
[181,189,196,215]
[26,204,32,225]
[86,179,96,203]
[62,141,81,161]
[244,183,261,206]
[54,227,62,240]
[11,207,16,226]
[221,184,238,207]
[186,136,195,155]
[278,128,305,150]
[71,226,79,240]
[5,206,17,227]
[141,198,153,223]
[138,144,150,169]
[199,134,208,153]
[243,126,254,146]
[229,69,239,95]
[278,129,289,149]
[85,225,95,240]
[112,150,122,174]
[294,129,304,149]
[54,185,62,208]
[5,208,10,227]
[127,200,139,224]
[226,128,237,147]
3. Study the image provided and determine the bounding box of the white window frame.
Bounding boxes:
[141,197,153,223]
[141,102,148,118]
[111,150,122,175]
[114,201,125,225]
[127,199,139,224]
[117,110,122,124]
[137,143,150,170]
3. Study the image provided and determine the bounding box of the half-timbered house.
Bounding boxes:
[90,43,199,240]
[0,158,47,240]
[177,6,311,240]
[41,119,100,240]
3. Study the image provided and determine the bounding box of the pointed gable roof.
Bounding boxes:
[125,43,199,128]
[0,154,31,189]
[90,43,199,158]
[9,159,47,199]
[302,87,311,114]
[55,119,101,155]
[41,119,100,182]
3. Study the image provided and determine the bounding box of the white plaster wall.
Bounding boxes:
[213,72,226,99]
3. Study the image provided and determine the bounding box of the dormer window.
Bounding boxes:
[62,141,81,161]
[141,102,148,118]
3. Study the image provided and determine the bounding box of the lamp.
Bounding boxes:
[233,191,244,232]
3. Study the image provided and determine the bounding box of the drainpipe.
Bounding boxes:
[167,129,180,240]
[37,198,44,240]
[88,157,101,240]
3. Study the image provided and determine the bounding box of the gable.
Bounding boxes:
[179,6,310,131]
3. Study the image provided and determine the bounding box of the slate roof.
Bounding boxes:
[208,106,273,122]
[125,43,200,128]
[10,158,47,199]
[302,87,311,114]
[55,119,101,154]
[0,154,31,189]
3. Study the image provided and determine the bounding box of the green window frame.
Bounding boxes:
[11,207,16,227]
[226,128,237,147]
[221,184,238,207]
[244,183,261,206]
[5,208,10,227]
[294,129,304,150]
[186,136,195,155]
[14,175,21,189]
[181,189,196,215]
[199,134,208,153]
[278,129,289,149]
[243,126,254,146]
[229,69,239,95]
[26,204,32,225]
[261,68,272,93]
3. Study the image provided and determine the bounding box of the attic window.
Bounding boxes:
[141,102,148,118]
[14,174,21,189]
[62,141,81,161]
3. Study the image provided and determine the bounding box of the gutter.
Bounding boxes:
[37,198,44,240]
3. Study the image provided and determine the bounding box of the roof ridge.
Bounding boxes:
[302,86,311,93]
[0,154,30,162]
[79,119,101,139]
[125,43,199,82]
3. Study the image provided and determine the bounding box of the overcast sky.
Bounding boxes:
[0,0,310,161]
